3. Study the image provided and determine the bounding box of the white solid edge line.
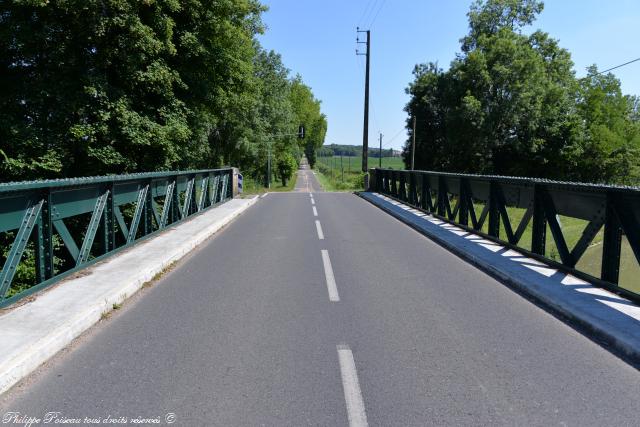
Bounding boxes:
[337,345,368,427]
[315,220,324,240]
[321,250,340,302]
[313,206,318,216]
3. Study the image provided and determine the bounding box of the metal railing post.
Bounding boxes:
[601,193,622,284]
[101,183,115,255]
[420,173,428,211]
[459,178,469,226]
[34,189,54,283]
[531,184,547,256]
[488,182,500,238]
[144,179,153,235]
[437,176,446,217]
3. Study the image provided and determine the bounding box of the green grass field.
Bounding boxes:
[315,155,405,191]
[241,173,297,196]
[318,155,405,172]
[454,201,639,293]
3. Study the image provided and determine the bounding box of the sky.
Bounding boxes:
[258,0,640,151]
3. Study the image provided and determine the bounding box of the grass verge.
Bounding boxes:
[241,173,297,196]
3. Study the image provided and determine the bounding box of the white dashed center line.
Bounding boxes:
[321,250,340,302]
[313,206,318,216]
[315,220,324,239]
[337,345,368,427]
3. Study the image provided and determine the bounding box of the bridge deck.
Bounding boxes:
[2,168,639,425]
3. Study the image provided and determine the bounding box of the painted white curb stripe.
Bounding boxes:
[315,220,324,240]
[321,250,340,302]
[337,345,368,427]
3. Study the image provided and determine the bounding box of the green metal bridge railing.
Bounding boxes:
[370,168,640,301]
[0,168,233,307]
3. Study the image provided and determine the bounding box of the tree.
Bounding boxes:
[289,76,327,169]
[0,0,265,181]
[403,0,639,185]
[277,151,297,186]
[574,67,640,184]
[305,141,317,168]
[0,0,327,186]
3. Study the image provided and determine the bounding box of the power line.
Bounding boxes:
[357,0,374,28]
[360,0,379,28]
[597,57,640,75]
[383,126,406,148]
[368,0,387,28]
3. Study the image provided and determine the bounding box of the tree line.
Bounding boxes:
[402,0,640,185]
[318,144,395,158]
[0,0,327,184]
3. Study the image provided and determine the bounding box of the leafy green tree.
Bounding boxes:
[0,0,327,187]
[305,141,318,168]
[403,0,640,185]
[289,76,327,169]
[404,0,582,179]
[0,0,266,181]
[574,67,640,184]
[277,151,297,186]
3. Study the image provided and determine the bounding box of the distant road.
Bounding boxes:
[2,191,639,426]
[294,157,323,192]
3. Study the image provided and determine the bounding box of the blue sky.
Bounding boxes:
[258,0,640,151]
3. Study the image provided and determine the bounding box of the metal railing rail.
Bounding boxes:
[0,168,234,307]
[369,168,640,301]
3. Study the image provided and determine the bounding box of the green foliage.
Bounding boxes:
[404,0,640,185]
[289,76,327,169]
[317,144,394,159]
[315,155,403,191]
[276,151,297,186]
[0,0,326,185]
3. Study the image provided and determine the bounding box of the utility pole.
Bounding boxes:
[357,28,370,174]
[379,133,383,168]
[411,115,416,170]
[264,125,304,188]
[267,142,271,188]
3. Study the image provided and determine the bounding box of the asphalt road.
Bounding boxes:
[2,182,640,426]
[294,158,323,192]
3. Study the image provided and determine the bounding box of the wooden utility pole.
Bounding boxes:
[267,142,272,188]
[357,28,370,173]
[379,133,383,168]
[411,115,416,170]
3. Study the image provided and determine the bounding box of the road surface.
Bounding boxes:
[2,172,639,426]
[294,158,323,192]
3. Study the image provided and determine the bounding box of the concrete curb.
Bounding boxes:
[0,197,259,395]
[358,191,640,365]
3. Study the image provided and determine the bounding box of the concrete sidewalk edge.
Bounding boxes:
[0,197,259,395]
[357,191,640,366]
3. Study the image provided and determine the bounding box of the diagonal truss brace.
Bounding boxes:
[76,191,110,266]
[0,199,44,298]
